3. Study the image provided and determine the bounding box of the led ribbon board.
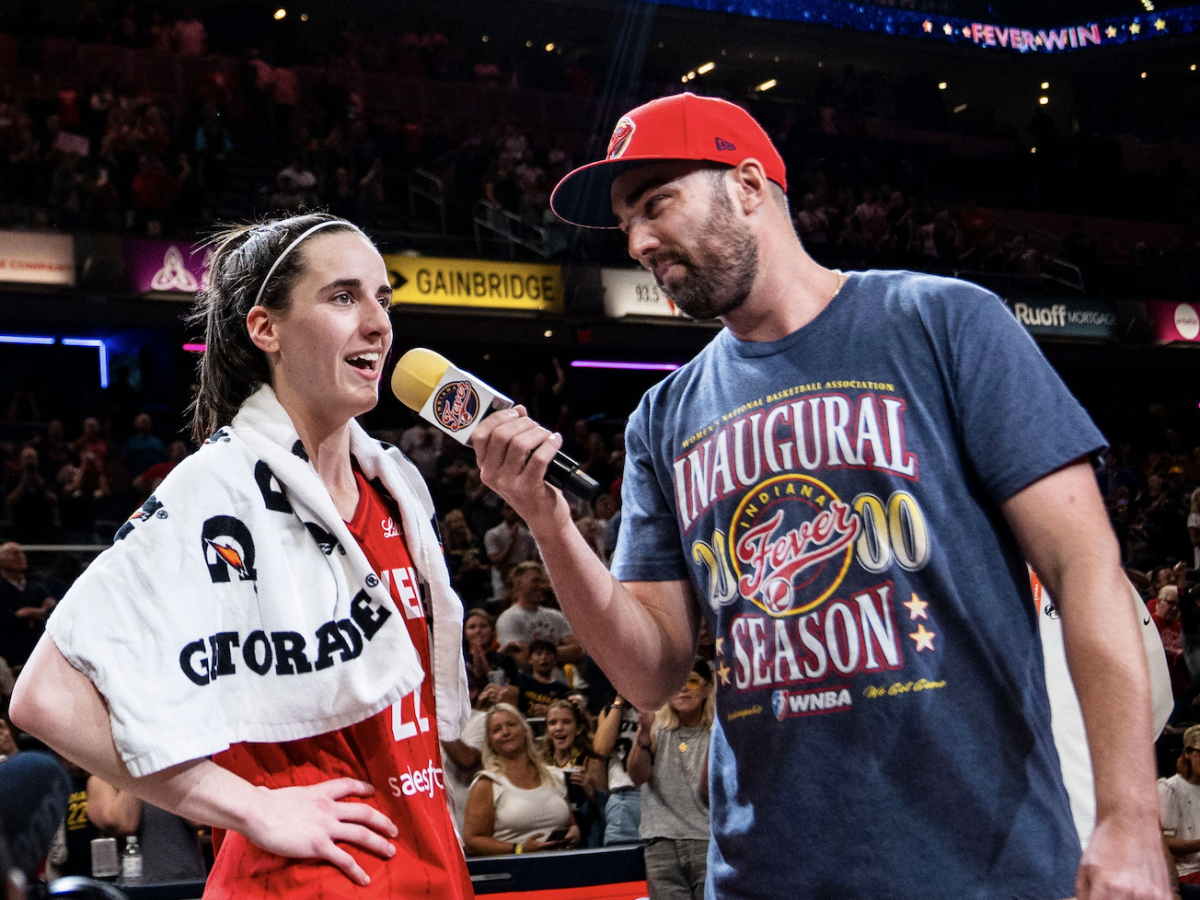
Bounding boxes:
[634,0,1200,53]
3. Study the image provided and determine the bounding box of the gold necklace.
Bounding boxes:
[829,270,848,302]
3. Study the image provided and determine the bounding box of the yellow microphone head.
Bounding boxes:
[391,347,452,411]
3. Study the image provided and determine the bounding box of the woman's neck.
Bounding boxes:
[677,709,703,729]
[289,409,358,520]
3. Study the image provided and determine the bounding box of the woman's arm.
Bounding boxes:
[582,756,606,802]
[11,635,398,887]
[463,777,513,856]
[626,714,654,788]
[592,700,624,757]
[86,776,142,836]
[441,739,482,773]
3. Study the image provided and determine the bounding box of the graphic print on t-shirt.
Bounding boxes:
[674,383,936,720]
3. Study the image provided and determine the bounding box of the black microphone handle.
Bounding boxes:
[544,451,603,502]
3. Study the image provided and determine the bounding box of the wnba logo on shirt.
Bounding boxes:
[432,381,480,432]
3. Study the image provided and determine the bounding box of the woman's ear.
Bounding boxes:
[247,305,280,354]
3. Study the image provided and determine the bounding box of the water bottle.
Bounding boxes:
[121,835,143,881]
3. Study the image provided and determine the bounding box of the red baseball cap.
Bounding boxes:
[550,92,787,229]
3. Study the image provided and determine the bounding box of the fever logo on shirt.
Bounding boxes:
[432,380,480,432]
[730,474,859,616]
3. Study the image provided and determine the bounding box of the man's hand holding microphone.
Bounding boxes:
[389,347,600,530]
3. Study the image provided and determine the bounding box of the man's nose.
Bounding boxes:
[626,222,660,266]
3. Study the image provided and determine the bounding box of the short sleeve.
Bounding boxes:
[551,609,573,639]
[495,609,522,646]
[484,527,506,556]
[933,285,1107,502]
[610,411,690,583]
[1160,781,1179,833]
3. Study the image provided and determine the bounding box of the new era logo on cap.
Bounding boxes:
[715,138,736,152]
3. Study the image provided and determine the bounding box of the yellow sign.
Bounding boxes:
[383,255,563,313]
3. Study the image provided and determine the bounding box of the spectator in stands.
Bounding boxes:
[794,193,829,258]
[399,421,442,481]
[5,447,57,544]
[444,512,494,608]
[463,703,578,856]
[628,660,713,900]
[122,413,166,479]
[132,439,189,502]
[83,775,208,882]
[516,640,570,717]
[541,699,605,847]
[463,608,519,699]
[71,417,110,467]
[495,561,582,668]
[0,543,55,670]
[1189,489,1200,571]
[462,469,503,542]
[172,8,207,56]
[1161,724,1200,893]
[195,105,232,197]
[275,155,318,209]
[0,739,70,884]
[593,693,641,845]
[485,503,538,601]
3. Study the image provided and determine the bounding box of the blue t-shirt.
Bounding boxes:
[611,270,1105,900]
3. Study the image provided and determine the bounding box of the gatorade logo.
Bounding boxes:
[202,516,258,583]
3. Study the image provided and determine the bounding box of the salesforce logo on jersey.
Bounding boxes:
[1005,298,1117,339]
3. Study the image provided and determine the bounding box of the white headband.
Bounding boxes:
[253,219,346,307]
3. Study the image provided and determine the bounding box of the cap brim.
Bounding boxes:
[550,157,676,229]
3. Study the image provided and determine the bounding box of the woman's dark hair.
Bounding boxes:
[186,212,371,443]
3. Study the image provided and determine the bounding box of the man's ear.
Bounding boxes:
[246,306,279,354]
[731,159,771,215]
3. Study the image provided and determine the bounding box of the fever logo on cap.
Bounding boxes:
[433,380,481,432]
[607,116,636,160]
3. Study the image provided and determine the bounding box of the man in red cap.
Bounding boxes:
[473,92,1168,900]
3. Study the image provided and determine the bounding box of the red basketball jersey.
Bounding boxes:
[205,468,473,899]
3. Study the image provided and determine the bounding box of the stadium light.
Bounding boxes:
[300,13,307,21]
[62,338,109,389]
[545,43,555,52]
[1041,81,1050,89]
[1039,96,1049,105]
[273,8,286,20]
[757,79,777,92]
[1141,71,1148,78]
[698,62,715,74]
[938,81,947,90]
[953,103,968,113]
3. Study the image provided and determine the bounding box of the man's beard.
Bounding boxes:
[651,181,759,320]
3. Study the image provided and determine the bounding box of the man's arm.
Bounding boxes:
[1002,458,1170,900]
[556,632,584,666]
[472,407,698,711]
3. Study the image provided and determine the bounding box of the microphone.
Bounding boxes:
[391,348,602,502]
